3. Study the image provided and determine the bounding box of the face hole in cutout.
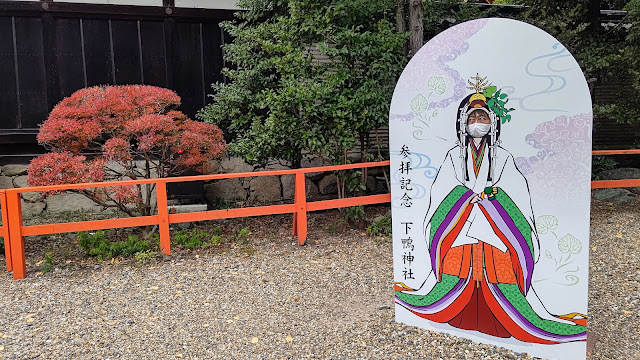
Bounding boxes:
[467,109,491,125]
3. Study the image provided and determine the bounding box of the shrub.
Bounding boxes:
[345,206,365,223]
[77,231,151,260]
[198,0,485,198]
[209,235,223,247]
[40,252,54,273]
[592,155,618,180]
[28,85,227,218]
[367,216,392,237]
[77,231,110,257]
[173,228,221,250]
[135,249,156,263]
[111,235,151,257]
[236,227,250,244]
[198,0,407,169]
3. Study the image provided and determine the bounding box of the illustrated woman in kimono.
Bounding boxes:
[395,76,587,344]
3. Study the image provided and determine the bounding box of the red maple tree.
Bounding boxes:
[28,85,227,217]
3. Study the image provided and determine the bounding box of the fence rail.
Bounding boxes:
[1,161,391,280]
[591,149,640,188]
[2,149,639,280]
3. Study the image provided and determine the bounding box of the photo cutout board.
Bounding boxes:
[390,18,591,360]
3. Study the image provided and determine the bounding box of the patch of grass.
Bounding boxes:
[77,231,151,261]
[39,252,54,273]
[326,224,338,234]
[134,249,156,263]
[367,216,392,237]
[345,205,365,223]
[236,227,250,245]
[173,228,222,250]
[146,232,160,249]
[238,246,258,256]
[209,235,222,247]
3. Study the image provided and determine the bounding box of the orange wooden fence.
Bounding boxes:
[1,190,9,277]
[591,150,640,189]
[1,161,390,280]
[1,150,639,280]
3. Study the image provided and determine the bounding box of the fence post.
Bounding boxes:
[6,191,25,279]
[1,191,12,271]
[292,186,298,236]
[156,182,171,255]
[294,171,307,245]
[292,213,298,236]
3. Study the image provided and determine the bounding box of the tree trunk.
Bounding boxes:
[409,0,424,56]
[396,0,408,54]
[589,0,601,33]
[396,0,407,33]
[360,132,367,194]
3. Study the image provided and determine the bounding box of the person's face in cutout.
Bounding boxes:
[467,109,491,125]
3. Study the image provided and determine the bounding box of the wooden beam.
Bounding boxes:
[0,2,235,21]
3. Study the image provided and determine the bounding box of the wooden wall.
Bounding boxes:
[593,79,640,149]
[1,2,638,164]
[0,1,234,163]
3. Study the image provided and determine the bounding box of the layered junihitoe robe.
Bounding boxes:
[395,141,587,344]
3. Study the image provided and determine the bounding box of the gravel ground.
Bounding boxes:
[0,201,638,360]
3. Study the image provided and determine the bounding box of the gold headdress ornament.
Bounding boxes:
[467,73,491,93]
[466,73,491,105]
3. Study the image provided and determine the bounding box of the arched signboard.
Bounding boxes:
[390,18,591,360]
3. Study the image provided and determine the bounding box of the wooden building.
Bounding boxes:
[0,1,637,165]
[0,0,237,164]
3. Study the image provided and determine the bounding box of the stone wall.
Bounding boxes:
[0,164,133,217]
[0,157,389,216]
[202,157,388,206]
[0,164,46,217]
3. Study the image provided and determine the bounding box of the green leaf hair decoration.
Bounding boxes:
[483,85,515,124]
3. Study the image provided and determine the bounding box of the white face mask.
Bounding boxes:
[467,123,491,138]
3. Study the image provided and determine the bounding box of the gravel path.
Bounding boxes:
[0,203,638,359]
